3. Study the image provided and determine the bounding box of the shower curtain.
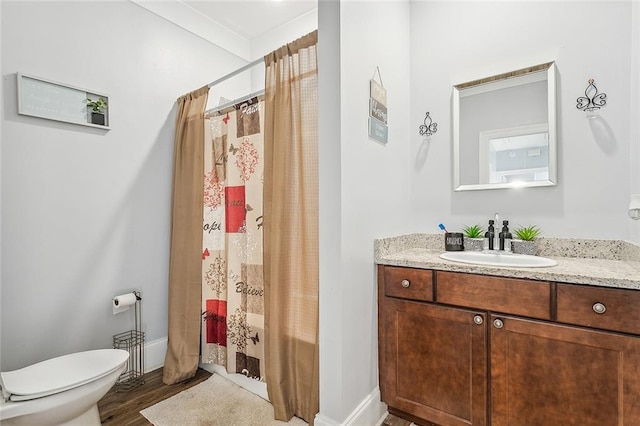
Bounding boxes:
[200,98,266,380]
[163,86,208,385]
[165,31,318,422]
[263,30,318,424]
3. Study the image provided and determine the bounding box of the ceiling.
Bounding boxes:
[183,0,317,40]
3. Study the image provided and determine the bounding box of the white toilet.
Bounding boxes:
[0,349,129,426]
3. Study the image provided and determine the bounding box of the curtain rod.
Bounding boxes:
[205,90,265,117]
[207,58,264,89]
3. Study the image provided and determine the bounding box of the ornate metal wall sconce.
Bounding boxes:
[418,112,438,136]
[576,78,607,113]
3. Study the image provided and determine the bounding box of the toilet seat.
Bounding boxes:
[1,349,129,402]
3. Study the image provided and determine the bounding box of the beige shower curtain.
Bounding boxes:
[263,30,319,424]
[163,86,209,385]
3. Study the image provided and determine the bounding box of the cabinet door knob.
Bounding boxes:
[592,302,607,314]
[493,318,504,329]
[473,315,484,325]
[401,279,410,288]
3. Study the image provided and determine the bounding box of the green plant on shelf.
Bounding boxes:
[513,225,542,241]
[462,224,484,239]
[86,97,107,114]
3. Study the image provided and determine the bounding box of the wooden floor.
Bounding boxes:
[98,368,212,425]
[382,414,413,426]
[98,367,411,425]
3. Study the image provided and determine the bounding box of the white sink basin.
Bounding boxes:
[439,251,557,268]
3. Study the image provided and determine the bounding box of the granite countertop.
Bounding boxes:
[375,234,640,290]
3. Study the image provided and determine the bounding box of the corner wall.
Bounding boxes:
[0,0,3,370]
[0,0,247,371]
[317,0,412,424]
[630,0,640,243]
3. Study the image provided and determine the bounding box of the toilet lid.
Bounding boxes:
[1,349,129,401]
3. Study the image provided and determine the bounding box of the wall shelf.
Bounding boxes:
[17,73,110,130]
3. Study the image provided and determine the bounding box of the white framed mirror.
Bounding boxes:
[452,62,557,191]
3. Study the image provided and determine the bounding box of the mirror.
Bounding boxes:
[452,62,557,191]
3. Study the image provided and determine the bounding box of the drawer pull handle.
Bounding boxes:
[493,318,504,329]
[401,279,410,288]
[473,315,484,325]
[592,302,607,314]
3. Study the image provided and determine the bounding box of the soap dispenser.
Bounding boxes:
[484,220,495,251]
[499,220,512,252]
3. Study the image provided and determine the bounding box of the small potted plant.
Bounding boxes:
[512,225,542,255]
[86,97,108,125]
[462,224,485,251]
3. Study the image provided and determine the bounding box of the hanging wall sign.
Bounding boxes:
[370,79,387,104]
[369,99,387,124]
[368,117,388,143]
[368,68,388,144]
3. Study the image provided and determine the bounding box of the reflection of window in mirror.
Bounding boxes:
[478,124,549,184]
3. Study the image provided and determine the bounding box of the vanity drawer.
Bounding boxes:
[436,271,551,320]
[557,284,640,335]
[383,266,434,302]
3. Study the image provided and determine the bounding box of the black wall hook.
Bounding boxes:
[577,78,607,112]
[419,112,438,136]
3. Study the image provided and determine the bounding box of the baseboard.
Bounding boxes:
[314,387,388,426]
[144,336,167,373]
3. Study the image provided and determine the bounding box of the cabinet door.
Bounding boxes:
[490,315,640,425]
[380,298,487,426]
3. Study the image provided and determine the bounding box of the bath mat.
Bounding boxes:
[140,373,307,426]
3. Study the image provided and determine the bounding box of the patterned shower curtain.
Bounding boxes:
[201,97,265,382]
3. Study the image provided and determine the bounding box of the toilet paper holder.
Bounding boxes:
[112,291,141,315]
[112,290,144,391]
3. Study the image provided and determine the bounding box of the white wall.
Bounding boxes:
[207,7,318,112]
[0,0,4,371]
[0,0,248,371]
[630,0,640,243]
[317,0,344,421]
[317,1,411,424]
[250,7,318,60]
[409,1,635,240]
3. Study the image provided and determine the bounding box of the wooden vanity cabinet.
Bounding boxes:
[378,266,487,425]
[490,314,640,425]
[380,297,487,425]
[378,265,640,426]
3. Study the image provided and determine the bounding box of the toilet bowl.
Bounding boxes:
[0,349,129,426]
